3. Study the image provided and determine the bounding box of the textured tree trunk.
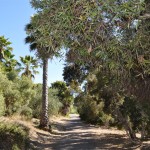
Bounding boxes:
[40,58,49,129]
[115,108,137,140]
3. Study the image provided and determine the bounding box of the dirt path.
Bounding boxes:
[29,114,150,150]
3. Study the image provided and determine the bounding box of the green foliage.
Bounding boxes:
[75,68,150,139]
[31,0,149,137]
[121,98,150,138]
[7,70,18,81]
[48,88,63,116]
[0,68,6,116]
[0,69,35,116]
[51,81,74,115]
[5,77,35,116]
[51,81,67,93]
[29,84,42,118]
[30,84,62,118]
[0,122,29,150]
[76,94,114,125]
[0,70,16,115]
[0,0,149,144]
[4,51,21,72]
[0,36,20,73]
[63,64,87,85]
[20,55,40,79]
[30,0,149,87]
[17,76,35,104]
[25,23,61,59]
[25,20,59,128]
[0,92,5,116]
[120,97,142,130]
[0,36,13,61]
[70,105,78,114]
[20,107,33,120]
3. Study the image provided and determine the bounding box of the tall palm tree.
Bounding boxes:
[0,36,13,62]
[25,23,56,129]
[0,36,20,72]
[20,55,39,79]
[4,51,20,71]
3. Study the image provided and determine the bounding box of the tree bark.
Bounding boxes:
[115,108,137,140]
[40,58,49,129]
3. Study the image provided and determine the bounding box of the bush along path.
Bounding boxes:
[29,114,150,150]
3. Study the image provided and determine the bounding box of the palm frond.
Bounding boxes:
[30,43,37,51]
[25,36,36,44]
[25,23,33,31]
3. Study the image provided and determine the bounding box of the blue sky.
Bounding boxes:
[0,0,65,85]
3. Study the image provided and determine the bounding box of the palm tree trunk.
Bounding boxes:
[40,58,49,129]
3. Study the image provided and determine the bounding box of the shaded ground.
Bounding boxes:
[0,115,149,149]
[29,114,150,150]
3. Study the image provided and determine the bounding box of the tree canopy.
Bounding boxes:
[29,0,150,140]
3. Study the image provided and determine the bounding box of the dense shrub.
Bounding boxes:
[7,70,18,81]
[0,122,29,150]
[51,81,74,115]
[0,73,34,115]
[120,98,150,138]
[20,107,33,120]
[30,84,62,118]
[48,88,63,116]
[0,92,5,116]
[76,94,114,125]
[2,76,35,116]
[0,64,66,119]
[29,84,42,118]
[0,71,15,115]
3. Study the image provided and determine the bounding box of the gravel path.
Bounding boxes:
[30,114,150,150]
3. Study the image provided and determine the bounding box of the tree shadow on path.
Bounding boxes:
[30,114,150,150]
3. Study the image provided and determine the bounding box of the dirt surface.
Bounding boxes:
[0,115,150,150]
[29,114,150,150]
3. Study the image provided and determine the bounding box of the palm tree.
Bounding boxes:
[20,55,39,79]
[0,36,21,72]
[0,36,13,62]
[25,23,57,129]
[4,50,21,72]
